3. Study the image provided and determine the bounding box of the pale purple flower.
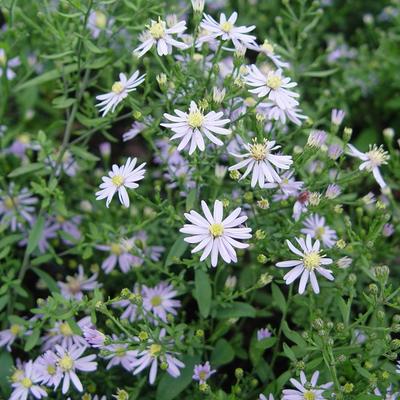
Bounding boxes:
[45,150,79,177]
[101,336,138,372]
[198,12,256,50]
[131,329,185,384]
[328,144,343,160]
[0,324,25,351]
[10,360,47,400]
[5,134,40,159]
[292,191,310,221]
[193,361,216,384]
[307,130,327,148]
[113,284,142,322]
[374,385,399,400]
[331,109,346,125]
[301,214,337,248]
[87,10,110,38]
[282,370,332,399]
[96,157,146,208]
[53,344,97,394]
[247,39,290,68]
[122,117,153,142]
[0,48,20,80]
[337,256,352,269]
[258,100,306,126]
[325,184,341,199]
[52,215,81,244]
[42,317,91,351]
[257,328,272,341]
[57,265,100,300]
[259,395,274,400]
[19,218,58,253]
[180,200,252,267]
[229,139,293,187]
[347,143,389,188]
[264,170,303,201]
[164,158,196,196]
[35,350,62,387]
[276,235,334,295]
[383,223,394,237]
[82,327,105,348]
[0,185,38,231]
[99,142,111,157]
[142,282,181,323]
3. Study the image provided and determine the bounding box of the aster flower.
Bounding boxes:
[87,10,109,38]
[337,256,352,269]
[327,144,343,160]
[229,138,293,188]
[44,149,79,177]
[301,214,337,248]
[347,143,389,188]
[19,218,58,254]
[198,12,257,50]
[42,317,91,351]
[95,157,146,208]
[259,395,274,400]
[244,65,299,109]
[248,39,290,68]
[35,350,62,388]
[113,284,142,322]
[96,71,145,117]
[161,101,231,155]
[276,234,334,295]
[383,223,394,237]
[122,116,153,142]
[101,336,138,372]
[193,362,216,384]
[82,327,105,349]
[0,48,20,80]
[96,237,143,274]
[259,100,306,126]
[374,385,399,400]
[180,200,252,267]
[5,133,40,159]
[0,185,38,232]
[133,17,188,58]
[57,265,100,300]
[0,324,25,351]
[257,328,272,341]
[307,130,327,148]
[325,184,341,199]
[10,360,47,400]
[264,170,303,201]
[331,108,346,125]
[131,329,185,384]
[52,215,81,244]
[53,344,97,394]
[282,370,332,399]
[293,191,310,221]
[142,282,181,323]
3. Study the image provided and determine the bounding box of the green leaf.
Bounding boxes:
[0,233,23,249]
[0,295,9,312]
[32,267,60,293]
[215,302,256,319]
[281,321,306,347]
[84,40,107,54]
[250,337,276,366]
[52,96,76,109]
[185,188,197,211]
[156,354,201,400]
[271,283,286,313]
[24,327,41,351]
[165,238,188,267]
[70,145,100,162]
[282,343,296,361]
[14,64,78,92]
[211,339,235,367]
[27,216,45,255]
[302,68,338,77]
[0,351,13,397]
[194,270,212,318]
[8,162,45,178]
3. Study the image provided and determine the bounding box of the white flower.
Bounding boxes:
[259,100,307,126]
[347,143,389,188]
[161,101,231,155]
[198,12,257,50]
[331,108,346,125]
[301,214,337,248]
[96,71,145,117]
[248,39,290,69]
[10,360,47,400]
[133,18,188,58]
[180,200,252,267]
[95,157,146,208]
[191,0,205,13]
[245,65,299,110]
[282,370,333,400]
[276,234,334,294]
[228,138,293,188]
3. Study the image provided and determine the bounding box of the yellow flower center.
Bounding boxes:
[110,243,122,255]
[47,364,56,375]
[193,53,204,62]
[0,52,6,66]
[58,355,74,371]
[303,391,316,400]
[149,343,162,357]
[4,196,15,210]
[10,324,22,336]
[187,110,204,128]
[198,371,208,381]
[266,74,282,89]
[111,174,124,187]
[150,295,162,307]
[66,276,81,294]
[209,223,224,237]
[315,227,325,240]
[56,215,65,223]
[18,134,30,144]
[220,21,233,33]
[21,377,32,388]
[149,21,165,39]
[249,142,268,161]
[59,322,73,336]
[303,251,321,271]
[261,40,274,54]
[111,81,124,94]
[95,11,107,29]
[244,97,257,107]
[11,369,23,383]
[366,145,389,168]
[115,346,127,357]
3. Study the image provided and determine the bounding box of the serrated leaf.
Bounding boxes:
[211,339,234,367]
[156,354,201,400]
[165,238,188,267]
[194,270,212,318]
[27,216,45,255]
[8,163,45,178]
